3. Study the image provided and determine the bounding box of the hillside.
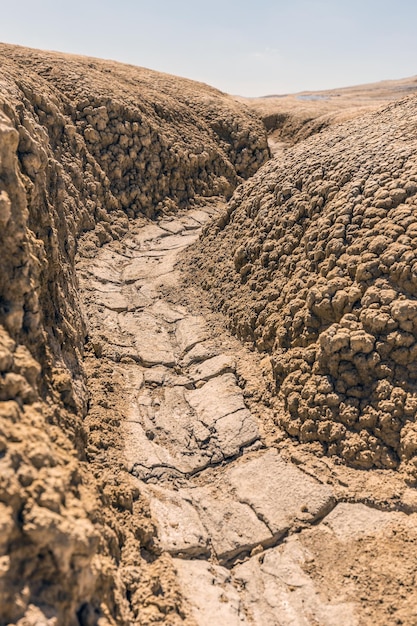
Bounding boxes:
[0,43,268,625]
[185,93,417,478]
[241,75,417,151]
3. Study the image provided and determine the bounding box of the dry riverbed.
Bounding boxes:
[77,205,417,625]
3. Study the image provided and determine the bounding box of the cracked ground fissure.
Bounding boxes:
[78,205,417,625]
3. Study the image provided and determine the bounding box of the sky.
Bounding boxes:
[1,0,417,97]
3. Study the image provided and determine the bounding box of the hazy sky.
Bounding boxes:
[1,0,416,97]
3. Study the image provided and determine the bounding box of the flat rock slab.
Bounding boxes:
[142,449,335,565]
[96,291,130,312]
[128,385,212,476]
[143,481,273,564]
[129,379,259,475]
[124,420,194,478]
[149,300,187,323]
[122,366,201,477]
[322,502,406,540]
[86,261,122,284]
[146,485,210,557]
[143,366,169,386]
[152,269,183,291]
[183,486,273,563]
[121,250,178,283]
[186,373,247,425]
[186,209,215,224]
[87,309,141,361]
[87,308,123,342]
[215,409,260,458]
[119,312,176,366]
[226,449,335,537]
[128,224,170,248]
[140,385,204,450]
[182,341,219,366]
[189,354,235,382]
[186,374,260,456]
[82,277,124,294]
[178,215,205,230]
[176,316,209,353]
[136,283,159,302]
[159,219,186,234]
[149,233,198,251]
[173,559,249,626]
[234,536,357,626]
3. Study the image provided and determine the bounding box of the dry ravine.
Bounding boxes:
[0,43,268,625]
[79,205,417,626]
[1,41,417,626]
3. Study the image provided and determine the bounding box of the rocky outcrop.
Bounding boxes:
[0,43,268,625]
[186,95,417,477]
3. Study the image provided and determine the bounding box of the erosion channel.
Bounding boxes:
[1,43,417,626]
[79,204,416,626]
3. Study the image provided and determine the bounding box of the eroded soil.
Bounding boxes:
[0,43,268,625]
[78,205,417,625]
[1,42,417,625]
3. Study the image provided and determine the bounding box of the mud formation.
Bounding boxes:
[2,40,417,626]
[0,43,268,625]
[187,95,417,476]
[79,205,417,626]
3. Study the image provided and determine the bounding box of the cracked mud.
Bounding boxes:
[79,206,417,625]
[2,43,417,624]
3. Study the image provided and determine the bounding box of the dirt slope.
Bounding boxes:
[3,40,417,626]
[0,43,268,625]
[185,94,417,479]
[78,203,417,626]
[241,75,417,149]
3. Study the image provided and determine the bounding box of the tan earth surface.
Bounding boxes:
[0,42,417,626]
[240,75,417,153]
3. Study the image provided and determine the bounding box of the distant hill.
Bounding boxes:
[239,75,417,151]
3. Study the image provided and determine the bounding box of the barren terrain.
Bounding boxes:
[241,75,417,153]
[0,43,268,625]
[1,42,417,626]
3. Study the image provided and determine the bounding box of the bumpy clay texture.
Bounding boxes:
[187,95,417,474]
[0,43,268,625]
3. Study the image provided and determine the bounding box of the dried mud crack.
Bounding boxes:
[79,206,417,626]
[1,42,417,626]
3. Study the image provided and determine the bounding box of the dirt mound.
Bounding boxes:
[0,43,268,625]
[186,95,417,477]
